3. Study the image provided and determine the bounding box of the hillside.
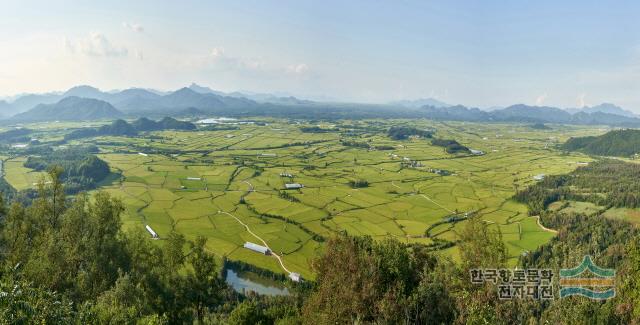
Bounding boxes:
[563,129,640,156]
[11,96,123,122]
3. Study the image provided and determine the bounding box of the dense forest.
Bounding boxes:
[298,126,339,133]
[23,145,110,194]
[387,126,433,140]
[0,128,33,144]
[514,159,640,214]
[1,163,640,323]
[431,138,471,154]
[562,129,640,157]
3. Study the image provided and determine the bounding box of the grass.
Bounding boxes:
[3,157,48,190]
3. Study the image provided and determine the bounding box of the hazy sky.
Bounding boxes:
[1,0,640,109]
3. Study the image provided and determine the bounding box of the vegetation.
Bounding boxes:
[1,117,640,322]
[23,145,110,194]
[530,123,551,130]
[348,179,369,188]
[431,138,471,154]
[563,129,640,157]
[299,126,339,133]
[387,126,433,140]
[0,128,32,144]
[514,159,640,214]
[64,117,196,141]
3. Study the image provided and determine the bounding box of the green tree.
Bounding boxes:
[458,216,508,270]
[185,236,224,324]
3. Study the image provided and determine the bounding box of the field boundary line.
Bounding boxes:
[419,194,455,214]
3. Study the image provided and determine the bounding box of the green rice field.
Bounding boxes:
[2,119,606,278]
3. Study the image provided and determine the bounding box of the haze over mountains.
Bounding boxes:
[2,84,639,126]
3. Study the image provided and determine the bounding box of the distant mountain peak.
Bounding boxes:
[188,83,224,95]
[566,103,637,118]
[391,98,450,108]
[11,96,123,122]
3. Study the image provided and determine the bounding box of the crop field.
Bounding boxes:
[3,156,48,190]
[3,119,603,278]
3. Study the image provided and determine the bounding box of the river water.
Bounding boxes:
[225,269,290,296]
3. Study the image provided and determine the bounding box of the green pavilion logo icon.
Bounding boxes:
[559,256,616,300]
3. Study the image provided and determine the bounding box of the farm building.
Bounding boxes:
[533,174,545,181]
[259,153,277,157]
[289,272,301,282]
[470,149,484,155]
[186,177,202,181]
[243,242,271,255]
[284,183,304,190]
[138,152,148,157]
[280,173,294,178]
[145,225,159,239]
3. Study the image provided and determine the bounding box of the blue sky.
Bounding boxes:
[1,0,640,109]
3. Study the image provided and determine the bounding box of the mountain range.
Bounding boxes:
[417,104,640,126]
[11,97,124,122]
[2,84,640,126]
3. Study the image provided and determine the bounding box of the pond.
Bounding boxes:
[225,269,290,296]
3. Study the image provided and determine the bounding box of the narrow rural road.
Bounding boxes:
[533,215,557,233]
[243,180,254,192]
[420,194,456,214]
[218,210,293,275]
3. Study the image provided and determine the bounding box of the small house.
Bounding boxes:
[243,242,271,255]
[284,183,304,190]
[533,174,545,181]
[289,272,301,282]
[145,225,159,239]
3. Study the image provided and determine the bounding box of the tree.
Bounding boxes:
[302,235,453,324]
[185,236,224,323]
[228,300,266,325]
[458,216,508,270]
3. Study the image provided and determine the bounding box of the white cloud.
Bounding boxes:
[210,47,225,58]
[286,63,309,75]
[64,33,128,57]
[134,50,144,60]
[576,93,587,107]
[535,93,547,105]
[122,22,144,33]
[206,47,265,71]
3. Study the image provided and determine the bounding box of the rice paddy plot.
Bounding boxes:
[6,119,607,276]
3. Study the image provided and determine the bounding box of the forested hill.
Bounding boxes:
[10,96,124,122]
[64,117,196,140]
[562,129,640,157]
[514,159,640,214]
